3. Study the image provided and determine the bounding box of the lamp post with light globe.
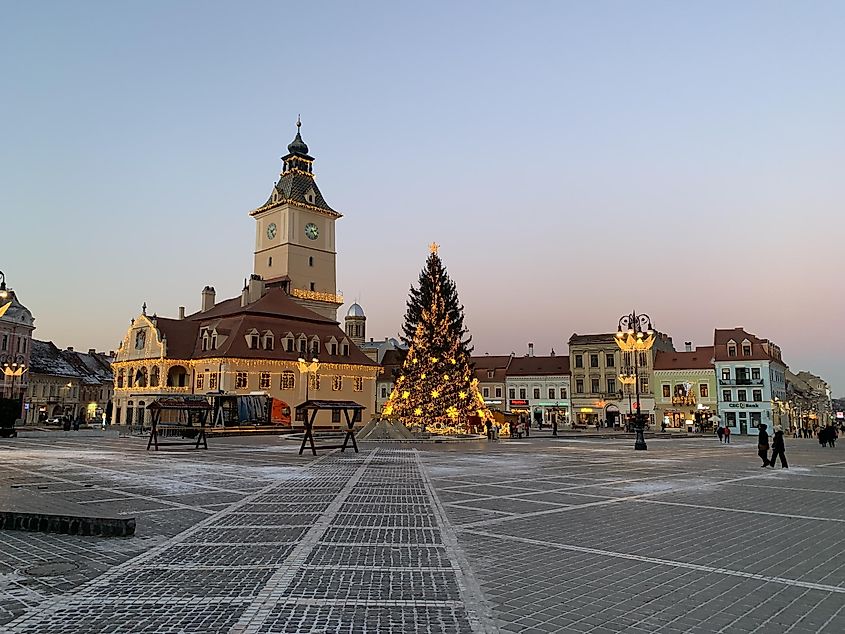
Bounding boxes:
[614,311,655,451]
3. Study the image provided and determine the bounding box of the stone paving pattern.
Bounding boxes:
[0,433,842,632]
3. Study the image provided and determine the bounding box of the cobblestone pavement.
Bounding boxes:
[0,434,843,632]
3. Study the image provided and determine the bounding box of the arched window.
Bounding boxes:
[202,331,209,351]
[117,369,125,388]
[150,366,160,387]
[126,401,134,425]
[135,367,148,388]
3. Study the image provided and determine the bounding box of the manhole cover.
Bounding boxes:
[25,561,80,577]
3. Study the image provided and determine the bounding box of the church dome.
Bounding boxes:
[346,303,365,318]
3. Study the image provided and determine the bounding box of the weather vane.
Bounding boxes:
[429,242,440,254]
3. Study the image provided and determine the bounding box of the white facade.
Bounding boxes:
[505,374,571,426]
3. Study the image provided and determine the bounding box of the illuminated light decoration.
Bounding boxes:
[290,288,344,304]
[402,391,410,399]
[381,245,503,437]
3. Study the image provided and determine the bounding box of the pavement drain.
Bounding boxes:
[24,562,80,577]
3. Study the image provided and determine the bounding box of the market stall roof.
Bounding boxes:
[299,400,365,410]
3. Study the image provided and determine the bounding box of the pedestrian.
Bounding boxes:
[819,426,828,448]
[770,424,788,468]
[552,415,558,437]
[485,419,493,441]
[758,423,771,467]
[524,417,530,438]
[830,426,837,448]
[717,424,725,443]
[723,425,731,444]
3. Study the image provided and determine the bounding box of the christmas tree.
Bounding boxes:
[383,243,501,435]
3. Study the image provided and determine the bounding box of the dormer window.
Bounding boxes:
[210,332,217,349]
[341,343,349,356]
[741,340,752,356]
[298,335,307,355]
[310,336,320,358]
[262,331,274,350]
[246,328,260,349]
[305,188,316,204]
[487,370,494,379]
[727,340,737,358]
[201,331,209,351]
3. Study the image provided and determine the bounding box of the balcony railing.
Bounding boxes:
[719,378,763,386]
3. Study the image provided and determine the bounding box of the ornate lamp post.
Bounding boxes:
[614,311,655,450]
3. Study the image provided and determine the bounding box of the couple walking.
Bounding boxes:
[758,423,788,468]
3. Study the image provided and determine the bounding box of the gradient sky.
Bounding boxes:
[2,2,843,395]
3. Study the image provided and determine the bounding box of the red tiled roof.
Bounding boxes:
[506,355,570,376]
[713,328,785,365]
[653,347,715,371]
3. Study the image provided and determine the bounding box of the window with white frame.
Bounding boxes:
[280,371,295,390]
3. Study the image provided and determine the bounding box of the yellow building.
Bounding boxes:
[112,123,378,428]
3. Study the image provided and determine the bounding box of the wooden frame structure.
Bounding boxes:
[146,397,211,451]
[297,399,364,456]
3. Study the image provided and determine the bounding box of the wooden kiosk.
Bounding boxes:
[298,399,364,456]
[146,397,211,451]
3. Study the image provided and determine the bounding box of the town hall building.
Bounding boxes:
[111,122,379,428]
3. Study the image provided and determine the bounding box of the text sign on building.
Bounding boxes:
[727,403,761,409]
[510,399,529,406]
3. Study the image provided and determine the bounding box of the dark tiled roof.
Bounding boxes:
[261,170,337,215]
[472,355,511,383]
[568,333,616,345]
[30,340,84,378]
[654,347,715,371]
[153,288,377,368]
[186,288,335,325]
[379,348,407,381]
[506,356,570,376]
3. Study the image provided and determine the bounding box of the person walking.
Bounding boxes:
[552,414,558,437]
[485,419,493,441]
[717,424,725,443]
[758,423,771,467]
[723,425,731,444]
[770,424,788,468]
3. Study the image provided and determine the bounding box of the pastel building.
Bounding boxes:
[713,328,788,435]
[653,344,717,431]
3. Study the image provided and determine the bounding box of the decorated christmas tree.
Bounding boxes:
[383,243,502,435]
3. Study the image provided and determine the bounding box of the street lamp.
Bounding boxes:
[615,310,655,451]
[2,363,27,399]
[297,357,320,417]
[0,270,8,300]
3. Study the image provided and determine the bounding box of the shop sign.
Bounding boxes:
[836,411,843,419]
[579,407,593,413]
[537,401,565,406]
[510,399,529,406]
[728,403,761,409]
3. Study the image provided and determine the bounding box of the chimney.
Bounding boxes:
[528,342,534,357]
[108,350,114,357]
[685,341,692,352]
[201,286,215,312]
[247,274,265,304]
[88,348,96,355]
[178,306,185,320]
[67,346,74,352]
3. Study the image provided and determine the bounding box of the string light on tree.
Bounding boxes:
[382,244,502,436]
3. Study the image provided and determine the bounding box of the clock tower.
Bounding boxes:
[250,119,343,320]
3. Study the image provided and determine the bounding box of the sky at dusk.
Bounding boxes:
[2,2,843,394]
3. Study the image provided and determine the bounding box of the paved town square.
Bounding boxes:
[0,434,843,633]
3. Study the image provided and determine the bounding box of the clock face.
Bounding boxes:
[266,223,277,239]
[304,223,319,240]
